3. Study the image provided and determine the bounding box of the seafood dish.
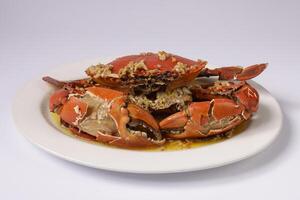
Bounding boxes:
[43,51,267,150]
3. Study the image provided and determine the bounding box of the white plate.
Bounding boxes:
[12,58,283,174]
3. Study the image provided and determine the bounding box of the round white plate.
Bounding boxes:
[13,58,282,174]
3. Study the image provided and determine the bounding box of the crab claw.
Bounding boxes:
[200,63,267,81]
[104,97,164,147]
[159,99,246,139]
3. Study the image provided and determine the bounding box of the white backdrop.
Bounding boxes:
[1,0,299,199]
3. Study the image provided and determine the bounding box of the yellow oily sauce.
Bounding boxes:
[50,112,250,152]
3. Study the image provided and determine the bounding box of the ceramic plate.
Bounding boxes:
[12,58,282,174]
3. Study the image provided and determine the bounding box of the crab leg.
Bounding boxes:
[199,63,267,81]
[43,76,92,88]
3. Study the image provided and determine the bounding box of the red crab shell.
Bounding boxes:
[86,51,207,91]
[108,52,204,74]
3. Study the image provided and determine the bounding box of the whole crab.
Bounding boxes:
[43,51,267,148]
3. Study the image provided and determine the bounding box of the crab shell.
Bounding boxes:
[85,51,207,91]
[49,87,164,148]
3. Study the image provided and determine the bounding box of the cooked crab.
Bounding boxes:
[43,51,268,148]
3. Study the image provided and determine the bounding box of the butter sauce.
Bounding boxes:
[50,112,250,151]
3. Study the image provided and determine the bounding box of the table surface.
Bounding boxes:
[1,0,299,199]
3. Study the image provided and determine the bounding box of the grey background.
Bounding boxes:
[1,0,299,199]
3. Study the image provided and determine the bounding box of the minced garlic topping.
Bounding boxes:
[86,64,118,78]
[173,62,188,74]
[129,87,192,110]
[158,51,169,61]
[118,60,148,77]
